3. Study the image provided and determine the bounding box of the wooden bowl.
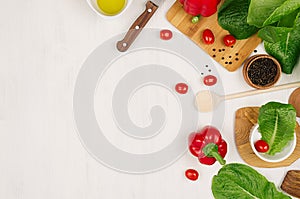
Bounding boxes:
[243,54,281,89]
[289,88,300,117]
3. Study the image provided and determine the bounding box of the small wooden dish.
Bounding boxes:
[289,88,300,117]
[243,54,281,89]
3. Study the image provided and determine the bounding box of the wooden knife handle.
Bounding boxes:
[116,1,158,52]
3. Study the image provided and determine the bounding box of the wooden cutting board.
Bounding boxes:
[234,107,300,168]
[166,0,262,72]
[281,170,300,198]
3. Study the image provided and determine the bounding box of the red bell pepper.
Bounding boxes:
[179,0,221,17]
[188,126,227,165]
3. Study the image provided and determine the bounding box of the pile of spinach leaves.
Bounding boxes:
[218,0,300,74]
[247,0,300,74]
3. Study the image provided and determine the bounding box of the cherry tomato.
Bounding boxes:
[203,75,217,86]
[202,29,214,45]
[185,169,199,181]
[175,83,188,94]
[160,29,173,40]
[254,140,269,153]
[223,35,236,47]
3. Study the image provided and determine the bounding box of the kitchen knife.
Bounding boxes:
[116,0,162,52]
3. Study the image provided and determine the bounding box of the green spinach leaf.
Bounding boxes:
[258,102,296,155]
[212,163,291,199]
[218,0,258,39]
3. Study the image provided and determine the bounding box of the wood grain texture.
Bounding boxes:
[166,0,262,72]
[281,170,300,198]
[234,107,300,168]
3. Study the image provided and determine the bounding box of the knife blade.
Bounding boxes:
[116,0,162,52]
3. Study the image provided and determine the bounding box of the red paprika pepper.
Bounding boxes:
[188,126,227,165]
[180,0,221,17]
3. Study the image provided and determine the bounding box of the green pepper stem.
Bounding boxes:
[191,16,200,24]
[210,151,226,165]
[203,143,226,165]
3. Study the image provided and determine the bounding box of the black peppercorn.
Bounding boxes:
[247,58,278,86]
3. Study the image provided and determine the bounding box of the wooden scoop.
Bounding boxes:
[195,81,300,112]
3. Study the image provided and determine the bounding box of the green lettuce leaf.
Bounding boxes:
[247,0,286,28]
[258,26,292,43]
[263,0,300,26]
[277,8,300,27]
[258,102,296,155]
[212,163,291,199]
[263,12,300,74]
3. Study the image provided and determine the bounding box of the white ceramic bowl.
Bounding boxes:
[250,124,297,162]
[86,0,133,19]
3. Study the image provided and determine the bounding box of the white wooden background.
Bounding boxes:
[0,0,299,198]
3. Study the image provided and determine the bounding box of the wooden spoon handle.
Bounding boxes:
[116,1,158,52]
[225,81,300,100]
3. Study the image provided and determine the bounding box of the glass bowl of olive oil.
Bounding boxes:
[87,0,132,18]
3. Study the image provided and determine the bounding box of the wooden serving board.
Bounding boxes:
[166,0,262,72]
[234,107,300,168]
[281,170,300,198]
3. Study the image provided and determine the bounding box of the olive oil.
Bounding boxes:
[97,0,126,16]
